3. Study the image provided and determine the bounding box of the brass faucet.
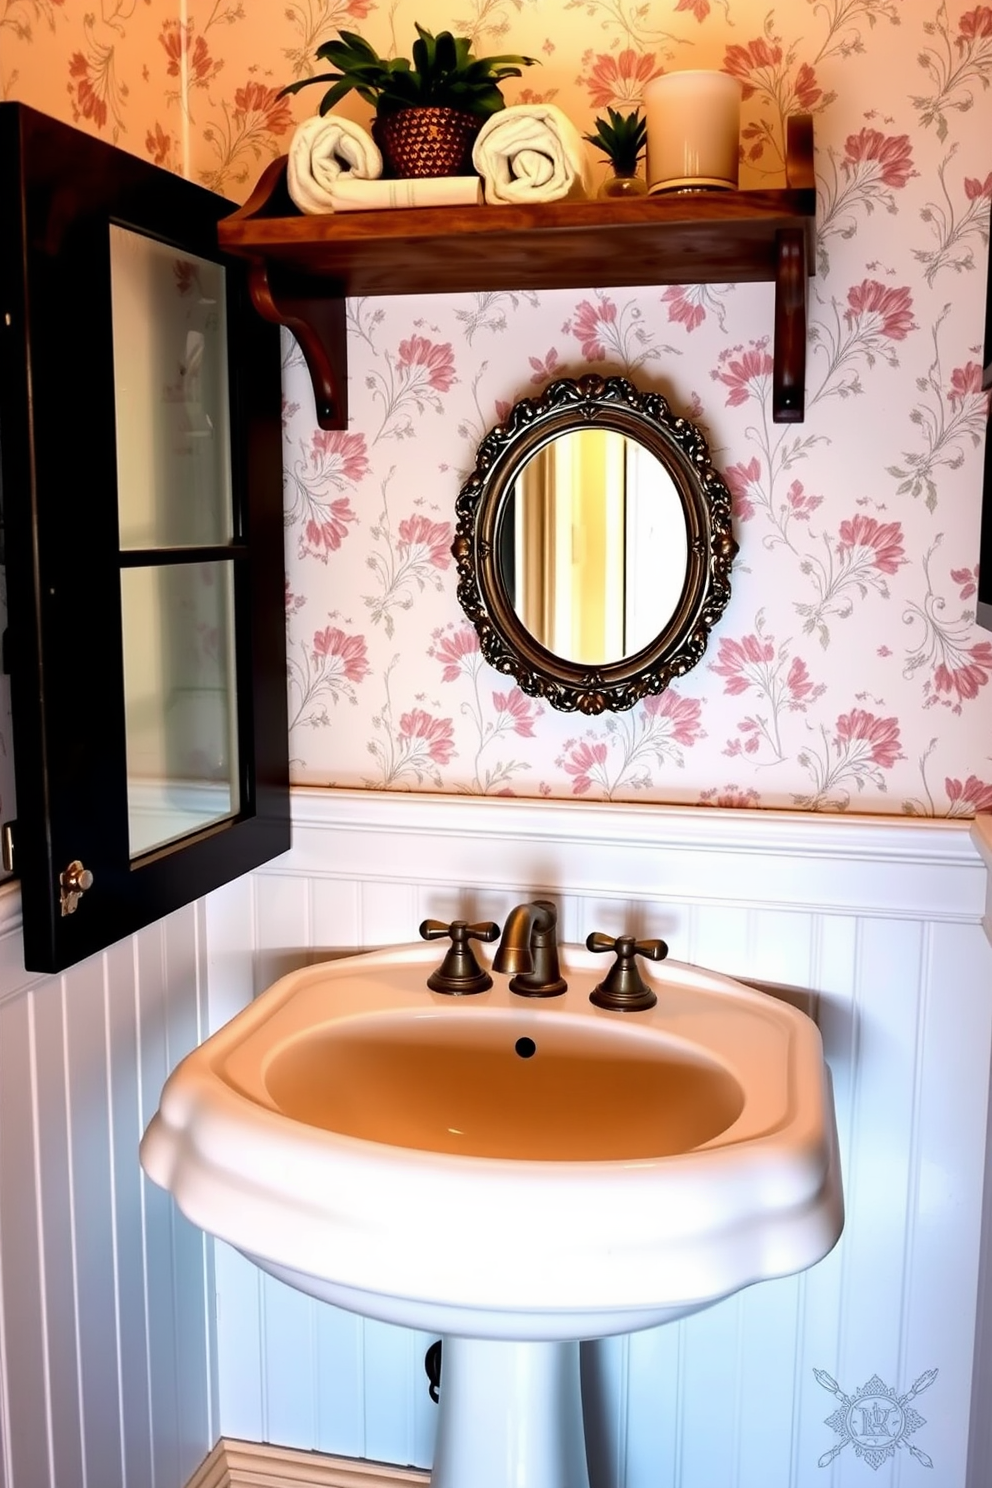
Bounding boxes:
[492,899,567,997]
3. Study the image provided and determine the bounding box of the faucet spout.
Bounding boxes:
[493,899,567,998]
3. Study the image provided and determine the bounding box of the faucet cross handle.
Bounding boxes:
[420,919,500,995]
[586,932,668,1012]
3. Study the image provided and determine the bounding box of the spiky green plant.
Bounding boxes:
[583,108,647,175]
[279,24,538,120]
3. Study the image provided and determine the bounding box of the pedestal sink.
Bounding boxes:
[140,940,843,1488]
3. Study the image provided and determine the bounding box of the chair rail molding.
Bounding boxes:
[969,813,992,946]
[274,785,986,926]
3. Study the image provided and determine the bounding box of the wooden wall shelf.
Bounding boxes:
[218,114,816,430]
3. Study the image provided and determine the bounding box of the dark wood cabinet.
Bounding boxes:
[0,103,290,972]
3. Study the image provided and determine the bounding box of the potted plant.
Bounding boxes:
[583,107,648,197]
[281,25,537,178]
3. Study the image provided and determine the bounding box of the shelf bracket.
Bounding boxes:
[772,227,807,423]
[246,260,348,430]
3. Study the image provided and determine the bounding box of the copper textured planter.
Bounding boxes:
[373,106,481,177]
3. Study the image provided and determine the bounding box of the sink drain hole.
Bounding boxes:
[515,1037,537,1058]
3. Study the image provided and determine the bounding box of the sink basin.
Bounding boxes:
[260,1007,744,1160]
[141,940,842,1488]
[142,941,842,1336]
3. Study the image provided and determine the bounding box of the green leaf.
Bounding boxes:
[411,32,432,78]
[435,31,458,75]
[283,26,539,118]
[277,72,340,98]
[316,78,362,113]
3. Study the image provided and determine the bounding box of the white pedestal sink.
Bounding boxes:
[141,941,843,1487]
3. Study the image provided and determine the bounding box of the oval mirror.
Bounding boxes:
[452,375,738,714]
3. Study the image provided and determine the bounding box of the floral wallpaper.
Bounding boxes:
[2,0,991,816]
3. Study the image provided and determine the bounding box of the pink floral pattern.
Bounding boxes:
[288,625,370,729]
[946,774,992,814]
[397,336,457,394]
[915,4,992,140]
[398,515,452,570]
[429,625,541,792]
[913,158,992,286]
[562,740,609,795]
[369,335,457,442]
[699,786,761,809]
[817,129,915,274]
[494,689,539,738]
[844,281,916,342]
[888,333,989,511]
[200,81,294,190]
[724,457,761,522]
[714,343,774,408]
[68,41,125,137]
[797,709,904,809]
[399,709,456,765]
[363,478,454,638]
[713,622,825,761]
[564,292,671,373]
[432,626,482,684]
[578,48,662,108]
[661,285,729,335]
[905,546,992,713]
[794,515,906,647]
[27,0,992,817]
[160,21,222,100]
[557,691,706,799]
[286,429,367,562]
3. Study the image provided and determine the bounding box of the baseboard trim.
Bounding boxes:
[185,1438,430,1488]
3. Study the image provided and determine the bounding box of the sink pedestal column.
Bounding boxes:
[432,1338,590,1488]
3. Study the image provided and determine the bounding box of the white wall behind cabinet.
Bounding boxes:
[0,891,214,1488]
[209,789,992,1488]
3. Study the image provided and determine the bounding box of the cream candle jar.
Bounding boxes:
[644,70,742,194]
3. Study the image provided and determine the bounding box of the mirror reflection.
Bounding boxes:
[500,429,689,665]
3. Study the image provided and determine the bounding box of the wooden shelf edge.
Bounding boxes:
[220,115,817,429]
[219,178,815,258]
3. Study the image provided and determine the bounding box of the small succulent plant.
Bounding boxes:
[583,107,648,176]
[279,25,538,120]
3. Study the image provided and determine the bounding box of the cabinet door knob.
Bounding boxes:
[60,860,94,917]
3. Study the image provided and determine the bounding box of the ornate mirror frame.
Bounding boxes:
[452,375,739,714]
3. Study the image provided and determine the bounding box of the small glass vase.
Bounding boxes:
[598,170,648,199]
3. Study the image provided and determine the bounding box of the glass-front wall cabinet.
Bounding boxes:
[0,103,289,972]
[110,227,241,857]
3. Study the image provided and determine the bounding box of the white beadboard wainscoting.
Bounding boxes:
[207,790,992,1488]
[0,890,216,1488]
[0,790,990,1488]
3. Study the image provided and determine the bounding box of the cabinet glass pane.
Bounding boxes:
[110,225,233,549]
[121,562,239,858]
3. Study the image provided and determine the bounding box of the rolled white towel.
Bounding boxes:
[472,104,592,205]
[287,113,383,215]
